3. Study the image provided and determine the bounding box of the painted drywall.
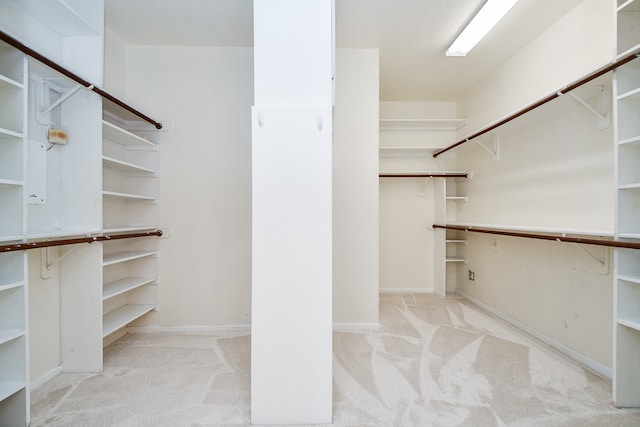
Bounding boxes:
[124,46,254,328]
[378,102,458,292]
[103,28,127,100]
[454,0,615,370]
[333,49,379,326]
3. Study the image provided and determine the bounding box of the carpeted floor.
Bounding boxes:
[30,293,640,426]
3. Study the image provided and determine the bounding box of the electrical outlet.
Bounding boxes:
[468,269,475,281]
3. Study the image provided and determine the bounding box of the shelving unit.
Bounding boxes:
[614,0,640,408]
[0,38,28,426]
[102,118,159,340]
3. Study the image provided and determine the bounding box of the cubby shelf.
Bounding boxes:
[102,120,155,147]
[103,277,155,300]
[102,190,156,201]
[618,317,640,331]
[103,304,155,337]
[445,257,467,263]
[0,74,22,90]
[103,250,157,267]
[0,383,25,403]
[102,156,156,174]
[0,330,24,346]
[0,128,22,139]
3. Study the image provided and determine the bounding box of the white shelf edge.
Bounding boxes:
[617,43,640,60]
[446,222,615,237]
[103,250,157,267]
[445,257,467,263]
[618,317,640,332]
[618,275,640,285]
[446,240,467,243]
[103,304,155,337]
[0,382,26,402]
[26,229,101,240]
[379,170,468,175]
[102,156,156,174]
[0,74,23,89]
[0,178,23,186]
[618,0,636,12]
[617,232,640,239]
[0,281,24,292]
[0,127,23,139]
[0,329,25,346]
[102,225,158,234]
[618,183,640,190]
[0,235,26,243]
[379,118,467,131]
[618,135,640,145]
[446,196,468,202]
[103,277,156,301]
[102,120,155,147]
[102,190,156,201]
[617,86,640,101]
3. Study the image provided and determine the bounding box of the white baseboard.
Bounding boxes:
[31,365,62,391]
[127,324,251,335]
[333,323,380,332]
[379,288,435,294]
[456,290,612,379]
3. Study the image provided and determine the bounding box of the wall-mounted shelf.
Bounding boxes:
[102,121,155,148]
[445,257,467,263]
[103,250,157,267]
[103,277,155,301]
[379,118,467,131]
[446,196,468,202]
[102,191,156,201]
[379,171,468,178]
[103,304,155,337]
[102,156,156,175]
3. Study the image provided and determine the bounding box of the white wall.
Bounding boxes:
[103,28,127,99]
[125,46,254,328]
[454,0,615,372]
[333,49,379,326]
[378,102,458,292]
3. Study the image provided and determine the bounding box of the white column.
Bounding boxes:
[251,0,334,424]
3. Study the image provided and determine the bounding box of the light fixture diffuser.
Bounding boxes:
[446,0,519,57]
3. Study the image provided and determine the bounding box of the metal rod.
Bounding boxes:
[0,30,163,130]
[433,48,640,158]
[0,230,163,253]
[379,173,468,178]
[432,224,640,250]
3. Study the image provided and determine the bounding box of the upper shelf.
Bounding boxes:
[102,121,155,148]
[11,0,99,37]
[379,118,467,131]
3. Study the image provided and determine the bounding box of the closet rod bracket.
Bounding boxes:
[474,134,500,161]
[562,86,609,129]
[41,83,84,114]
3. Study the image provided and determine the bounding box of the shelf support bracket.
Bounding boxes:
[474,135,500,161]
[563,86,609,129]
[41,83,84,114]
[40,246,78,279]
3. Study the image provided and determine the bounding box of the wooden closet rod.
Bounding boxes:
[433,224,640,250]
[0,30,163,130]
[433,48,640,158]
[0,230,163,253]
[379,173,468,178]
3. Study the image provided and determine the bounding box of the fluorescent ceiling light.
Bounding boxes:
[446,0,519,57]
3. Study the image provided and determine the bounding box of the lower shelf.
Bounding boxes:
[0,382,24,402]
[0,330,24,346]
[618,317,640,332]
[445,257,467,264]
[103,304,155,337]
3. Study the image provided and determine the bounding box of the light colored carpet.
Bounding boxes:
[30,293,640,426]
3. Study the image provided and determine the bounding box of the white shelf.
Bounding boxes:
[103,304,155,337]
[619,135,640,146]
[103,250,157,267]
[446,196,468,202]
[446,240,467,244]
[619,183,640,190]
[26,229,100,240]
[618,232,640,239]
[619,275,640,285]
[445,257,467,263]
[0,127,22,139]
[379,170,467,176]
[103,190,156,201]
[0,235,25,243]
[102,121,155,147]
[0,281,23,292]
[0,74,22,90]
[618,317,640,332]
[0,179,23,187]
[13,0,99,36]
[618,87,640,101]
[102,156,156,174]
[379,118,467,131]
[0,382,25,402]
[379,147,442,158]
[102,225,158,234]
[103,277,156,301]
[0,329,24,346]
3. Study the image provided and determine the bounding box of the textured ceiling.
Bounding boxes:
[106,0,583,101]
